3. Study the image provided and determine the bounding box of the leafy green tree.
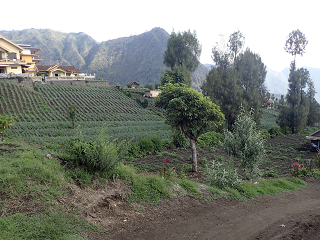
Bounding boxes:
[162,30,201,88]
[163,30,202,72]
[202,32,266,129]
[306,79,320,126]
[155,83,224,172]
[228,30,245,63]
[144,83,153,90]
[160,64,192,87]
[284,29,308,62]
[223,107,266,178]
[235,48,267,125]
[278,30,313,133]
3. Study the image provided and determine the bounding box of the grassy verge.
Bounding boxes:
[0,140,98,239]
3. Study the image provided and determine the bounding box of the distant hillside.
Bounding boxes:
[0,28,208,88]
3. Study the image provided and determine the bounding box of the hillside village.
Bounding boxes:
[0,36,95,81]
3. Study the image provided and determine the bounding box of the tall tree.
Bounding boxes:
[235,48,267,125]
[228,30,245,63]
[163,30,202,71]
[278,30,312,133]
[162,30,202,87]
[306,79,320,126]
[202,32,266,129]
[284,29,308,62]
[155,83,224,172]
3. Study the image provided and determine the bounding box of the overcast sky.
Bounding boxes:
[3,0,318,72]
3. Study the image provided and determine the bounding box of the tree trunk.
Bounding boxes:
[190,138,197,172]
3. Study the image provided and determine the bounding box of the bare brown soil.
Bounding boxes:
[105,178,320,240]
[57,177,320,240]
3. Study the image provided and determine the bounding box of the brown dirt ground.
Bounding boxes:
[58,177,320,240]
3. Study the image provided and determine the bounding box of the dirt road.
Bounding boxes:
[107,178,320,240]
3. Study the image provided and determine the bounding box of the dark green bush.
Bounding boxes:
[141,98,149,108]
[64,129,120,172]
[138,138,155,153]
[150,136,164,152]
[268,126,283,138]
[197,131,224,148]
[172,130,189,148]
[260,129,271,139]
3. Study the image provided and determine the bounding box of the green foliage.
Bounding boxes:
[223,107,266,178]
[155,83,225,171]
[0,140,66,200]
[259,129,270,139]
[163,29,201,72]
[0,210,94,240]
[0,114,14,141]
[159,158,176,181]
[268,126,283,138]
[155,83,225,139]
[67,104,77,129]
[202,32,267,130]
[64,128,121,172]
[177,178,200,196]
[205,160,242,189]
[160,65,192,88]
[125,174,172,203]
[172,128,189,148]
[144,83,153,90]
[284,29,308,59]
[277,62,311,133]
[197,131,223,148]
[2,83,172,144]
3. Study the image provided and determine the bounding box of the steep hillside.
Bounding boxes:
[86,27,169,86]
[0,28,208,88]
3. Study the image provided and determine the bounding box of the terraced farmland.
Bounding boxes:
[0,82,171,143]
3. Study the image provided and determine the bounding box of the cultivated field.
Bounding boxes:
[1,82,171,144]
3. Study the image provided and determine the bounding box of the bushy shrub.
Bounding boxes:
[172,129,189,148]
[141,99,149,108]
[150,136,164,152]
[138,138,155,153]
[223,108,265,179]
[268,126,283,138]
[260,129,271,139]
[64,129,120,172]
[205,160,242,189]
[197,131,223,148]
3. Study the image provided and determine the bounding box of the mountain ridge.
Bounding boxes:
[0,28,208,88]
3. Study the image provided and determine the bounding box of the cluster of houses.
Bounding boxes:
[0,36,91,80]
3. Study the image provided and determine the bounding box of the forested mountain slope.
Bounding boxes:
[0,28,208,88]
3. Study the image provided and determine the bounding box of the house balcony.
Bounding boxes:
[0,59,26,64]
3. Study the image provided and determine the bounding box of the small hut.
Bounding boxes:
[127,81,140,88]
